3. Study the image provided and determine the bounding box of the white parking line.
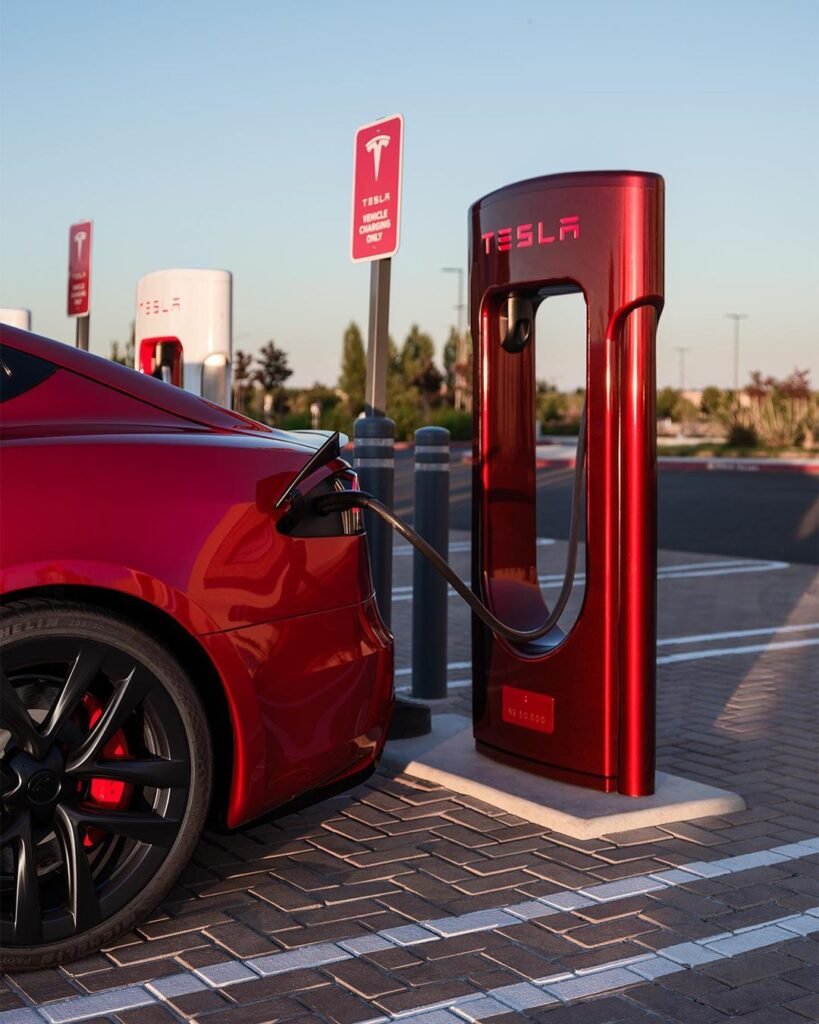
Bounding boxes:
[396,660,470,677]
[656,637,819,665]
[651,557,787,573]
[397,640,819,691]
[24,838,819,1024]
[654,562,789,580]
[391,558,790,599]
[395,538,556,557]
[405,909,819,1019]
[657,621,819,646]
[394,622,819,680]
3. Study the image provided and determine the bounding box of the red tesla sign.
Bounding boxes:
[351,114,403,263]
[67,219,93,317]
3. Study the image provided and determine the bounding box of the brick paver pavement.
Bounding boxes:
[1,537,816,1023]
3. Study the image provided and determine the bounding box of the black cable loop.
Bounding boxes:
[315,405,587,644]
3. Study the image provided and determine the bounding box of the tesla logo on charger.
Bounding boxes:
[481,215,580,254]
[139,297,182,315]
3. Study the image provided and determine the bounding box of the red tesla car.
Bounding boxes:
[0,326,394,969]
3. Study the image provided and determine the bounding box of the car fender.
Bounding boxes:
[0,558,265,824]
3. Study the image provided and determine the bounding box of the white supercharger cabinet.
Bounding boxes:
[135,268,232,408]
[0,308,32,331]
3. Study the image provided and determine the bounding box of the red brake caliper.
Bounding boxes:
[80,695,134,847]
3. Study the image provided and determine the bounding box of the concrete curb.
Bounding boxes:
[383,714,745,840]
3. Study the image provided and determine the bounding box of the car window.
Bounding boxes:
[0,344,57,403]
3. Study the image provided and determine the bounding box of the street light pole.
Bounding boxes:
[441,266,465,335]
[442,266,467,410]
[725,313,748,400]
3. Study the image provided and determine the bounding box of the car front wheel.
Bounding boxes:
[0,600,212,969]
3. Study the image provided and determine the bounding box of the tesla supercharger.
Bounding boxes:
[470,171,664,797]
[135,269,232,407]
[0,309,32,331]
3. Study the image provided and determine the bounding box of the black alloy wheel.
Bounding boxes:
[0,601,212,969]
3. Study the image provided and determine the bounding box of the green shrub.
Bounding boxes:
[320,406,355,435]
[717,371,817,449]
[727,422,758,447]
[282,412,312,430]
[537,389,569,427]
[390,401,422,441]
[428,408,473,440]
[543,420,581,436]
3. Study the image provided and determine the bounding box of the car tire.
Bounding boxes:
[0,599,213,969]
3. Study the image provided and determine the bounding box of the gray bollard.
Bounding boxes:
[412,426,450,699]
[354,416,395,629]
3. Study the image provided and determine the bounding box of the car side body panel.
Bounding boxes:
[0,328,394,829]
[202,598,393,825]
[1,438,373,631]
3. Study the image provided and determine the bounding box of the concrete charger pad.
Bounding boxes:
[382,714,745,839]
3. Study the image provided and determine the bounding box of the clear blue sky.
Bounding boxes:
[1,0,816,390]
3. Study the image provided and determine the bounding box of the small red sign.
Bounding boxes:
[351,114,403,263]
[502,686,555,734]
[67,219,93,317]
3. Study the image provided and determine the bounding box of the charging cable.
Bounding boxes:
[313,407,587,645]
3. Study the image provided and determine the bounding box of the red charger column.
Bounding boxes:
[469,171,664,796]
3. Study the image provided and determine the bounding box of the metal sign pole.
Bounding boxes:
[351,113,427,735]
[365,258,391,416]
[356,256,395,629]
[75,316,89,351]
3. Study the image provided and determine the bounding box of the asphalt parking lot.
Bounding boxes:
[393,453,819,567]
[2,515,816,1024]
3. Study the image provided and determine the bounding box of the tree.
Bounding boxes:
[400,324,433,382]
[386,337,405,409]
[657,386,680,421]
[109,341,127,366]
[253,341,293,425]
[109,322,135,368]
[536,380,569,425]
[233,350,254,414]
[400,324,443,414]
[739,369,816,448]
[337,322,366,415]
[700,386,725,417]
[442,327,458,397]
[442,328,472,406]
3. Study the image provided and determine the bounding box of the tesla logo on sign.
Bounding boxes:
[365,134,390,180]
[67,219,93,317]
[73,229,88,262]
[351,114,403,263]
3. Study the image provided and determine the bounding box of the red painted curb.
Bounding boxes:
[657,457,819,475]
[524,456,819,475]
[344,440,818,475]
